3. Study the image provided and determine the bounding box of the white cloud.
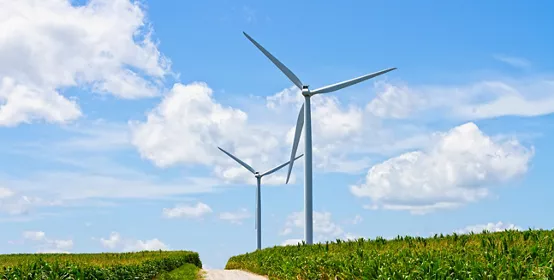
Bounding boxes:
[22,231,73,253]
[343,233,363,241]
[50,239,74,251]
[219,208,251,225]
[214,162,298,186]
[23,231,46,241]
[266,86,303,110]
[281,238,303,246]
[366,82,426,119]
[0,0,170,126]
[280,232,361,246]
[3,171,218,203]
[268,86,387,174]
[0,78,81,127]
[162,202,213,219]
[99,232,168,252]
[58,120,132,152]
[124,73,554,191]
[312,96,364,141]
[349,215,363,225]
[366,77,554,120]
[493,54,531,69]
[455,221,522,234]
[130,81,434,179]
[0,188,60,215]
[0,187,14,199]
[280,227,292,236]
[130,82,301,185]
[131,238,168,251]
[455,80,554,119]
[269,86,363,141]
[100,232,121,249]
[130,82,248,167]
[352,122,533,214]
[282,211,344,242]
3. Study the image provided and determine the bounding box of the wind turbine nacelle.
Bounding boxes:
[301,85,310,96]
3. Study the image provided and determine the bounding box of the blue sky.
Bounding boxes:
[0,0,553,269]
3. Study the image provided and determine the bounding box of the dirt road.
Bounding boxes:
[202,269,268,280]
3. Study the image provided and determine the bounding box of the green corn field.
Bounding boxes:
[0,250,201,280]
[226,229,554,279]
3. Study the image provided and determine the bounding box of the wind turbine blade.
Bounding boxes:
[243,32,303,90]
[285,104,305,184]
[217,147,256,174]
[311,67,397,95]
[261,154,304,177]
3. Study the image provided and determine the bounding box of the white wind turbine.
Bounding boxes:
[218,147,303,250]
[242,32,396,245]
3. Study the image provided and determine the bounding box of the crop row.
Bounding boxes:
[226,229,554,279]
[0,250,202,279]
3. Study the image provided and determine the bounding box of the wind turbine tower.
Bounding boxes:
[242,32,396,245]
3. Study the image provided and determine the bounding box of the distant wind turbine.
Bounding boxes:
[218,147,303,250]
[242,31,396,245]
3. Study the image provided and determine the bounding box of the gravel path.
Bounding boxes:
[202,269,268,280]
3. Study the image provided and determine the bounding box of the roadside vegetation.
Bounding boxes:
[155,262,201,280]
[0,250,202,279]
[226,229,554,279]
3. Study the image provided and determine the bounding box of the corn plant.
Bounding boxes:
[226,229,554,280]
[0,250,201,280]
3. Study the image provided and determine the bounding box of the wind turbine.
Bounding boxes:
[217,147,303,250]
[242,32,396,245]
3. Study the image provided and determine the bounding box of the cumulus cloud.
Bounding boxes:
[455,221,522,234]
[130,82,301,185]
[22,231,73,253]
[268,86,382,174]
[366,82,427,119]
[219,208,251,225]
[131,82,248,167]
[162,202,213,219]
[99,232,168,252]
[281,211,361,246]
[282,211,349,242]
[351,122,533,214]
[129,80,434,179]
[0,0,170,126]
[266,86,303,111]
[270,86,364,142]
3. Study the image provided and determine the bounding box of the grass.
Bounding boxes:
[155,263,202,280]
